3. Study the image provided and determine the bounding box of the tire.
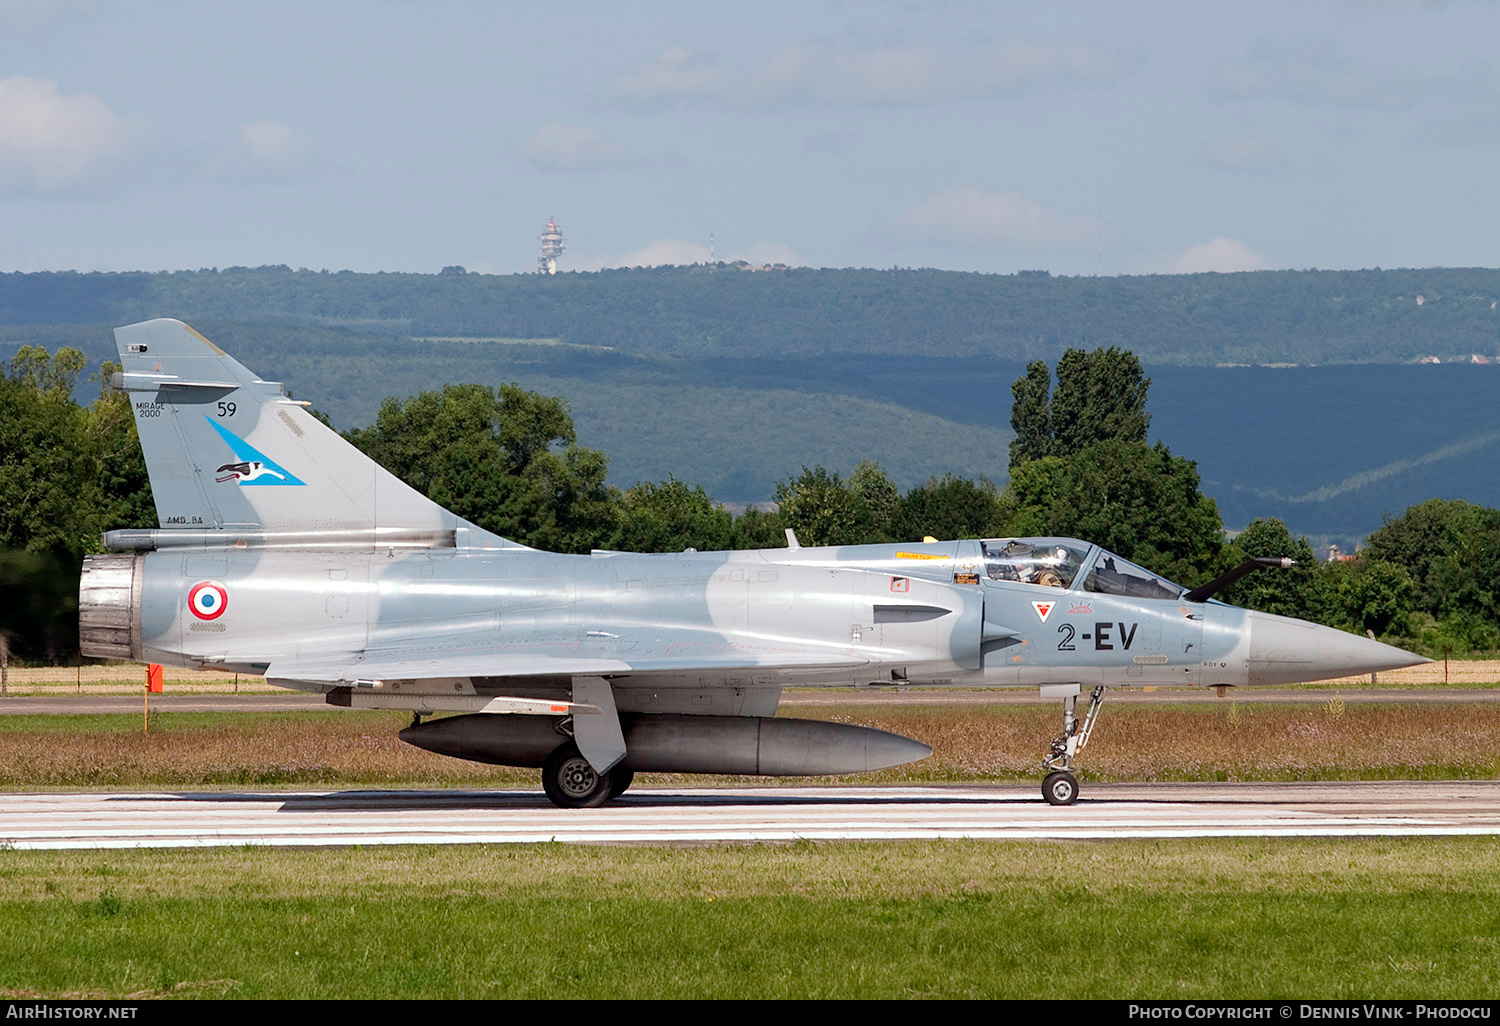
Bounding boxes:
[1042,771,1079,806]
[607,769,635,800]
[541,742,614,809]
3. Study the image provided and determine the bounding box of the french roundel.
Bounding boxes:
[188,581,229,620]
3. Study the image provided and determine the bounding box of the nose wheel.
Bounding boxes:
[1043,771,1079,806]
[1041,685,1107,805]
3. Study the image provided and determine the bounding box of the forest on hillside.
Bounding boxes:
[5,315,1500,543]
[5,265,1500,545]
[3,263,1499,365]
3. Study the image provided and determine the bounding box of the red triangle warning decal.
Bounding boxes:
[1032,600,1055,623]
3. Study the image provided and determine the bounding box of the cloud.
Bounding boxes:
[0,75,155,194]
[731,241,806,266]
[1144,237,1273,274]
[611,46,729,105]
[888,185,1104,252]
[203,121,317,181]
[614,238,713,267]
[1209,37,1397,107]
[514,123,640,173]
[611,42,1136,109]
[567,238,808,271]
[1196,133,1279,169]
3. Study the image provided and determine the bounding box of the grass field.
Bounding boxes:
[1,839,1498,999]
[4,700,1497,999]
[2,701,1498,790]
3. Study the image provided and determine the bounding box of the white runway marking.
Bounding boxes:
[5,781,1500,849]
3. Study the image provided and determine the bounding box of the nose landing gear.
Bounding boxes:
[1041,685,1107,805]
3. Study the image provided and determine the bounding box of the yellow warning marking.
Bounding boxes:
[896,551,946,560]
[182,322,227,356]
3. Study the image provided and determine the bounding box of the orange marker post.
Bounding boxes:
[144,663,163,732]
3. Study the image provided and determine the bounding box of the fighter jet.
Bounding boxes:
[79,319,1428,807]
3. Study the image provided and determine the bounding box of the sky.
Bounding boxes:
[2,0,1498,277]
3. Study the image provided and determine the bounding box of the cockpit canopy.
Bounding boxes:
[981,539,1088,589]
[980,537,1184,602]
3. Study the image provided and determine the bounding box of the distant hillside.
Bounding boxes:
[9,318,1496,546]
[3,263,1499,365]
[5,266,1500,546]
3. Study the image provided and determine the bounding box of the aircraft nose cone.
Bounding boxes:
[1247,611,1431,685]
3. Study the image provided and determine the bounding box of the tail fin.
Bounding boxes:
[113,318,512,547]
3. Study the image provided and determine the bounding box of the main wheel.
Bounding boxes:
[1042,771,1079,806]
[608,769,635,800]
[541,742,614,809]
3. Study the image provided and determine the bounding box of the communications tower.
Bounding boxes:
[538,217,564,274]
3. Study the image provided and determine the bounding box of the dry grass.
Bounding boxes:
[842,701,1500,781]
[1,664,281,694]
[2,700,1498,788]
[0,712,533,788]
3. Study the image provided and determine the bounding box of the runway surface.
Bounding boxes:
[6,781,1500,849]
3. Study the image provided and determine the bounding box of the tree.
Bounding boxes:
[0,346,101,558]
[346,382,618,552]
[1365,498,1487,598]
[774,466,862,547]
[728,505,788,550]
[7,344,86,394]
[0,549,79,665]
[87,360,154,533]
[1219,518,1327,622]
[1007,347,1151,470]
[1426,504,1500,633]
[1008,359,1052,467]
[1004,439,1223,586]
[897,474,1007,543]
[1363,498,1500,651]
[612,477,734,553]
[0,347,146,663]
[848,460,901,542]
[1323,558,1415,639]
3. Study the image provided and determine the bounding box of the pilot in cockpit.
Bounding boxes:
[983,541,1071,588]
[1029,546,1068,589]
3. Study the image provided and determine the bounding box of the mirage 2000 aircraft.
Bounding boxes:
[79,319,1428,807]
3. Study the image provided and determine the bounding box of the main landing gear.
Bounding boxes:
[541,675,632,808]
[540,738,635,808]
[1041,685,1107,806]
[541,741,622,809]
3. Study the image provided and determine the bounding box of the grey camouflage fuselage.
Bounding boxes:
[79,319,1428,805]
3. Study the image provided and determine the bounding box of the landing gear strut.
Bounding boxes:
[1041,685,1107,805]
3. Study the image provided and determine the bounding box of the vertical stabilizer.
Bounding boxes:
[113,318,513,546]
